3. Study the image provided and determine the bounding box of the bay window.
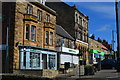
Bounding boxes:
[25,24,29,40]
[50,32,53,45]
[45,31,49,45]
[31,26,36,41]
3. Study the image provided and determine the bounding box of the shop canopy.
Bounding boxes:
[90,49,105,55]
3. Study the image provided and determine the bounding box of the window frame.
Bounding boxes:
[45,31,49,45]
[25,24,30,40]
[37,9,42,21]
[46,14,50,22]
[31,25,36,41]
[50,32,53,46]
[27,4,33,15]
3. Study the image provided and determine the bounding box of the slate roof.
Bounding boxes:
[55,25,75,41]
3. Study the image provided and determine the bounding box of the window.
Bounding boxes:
[46,14,50,22]
[30,52,40,67]
[49,54,56,69]
[45,31,49,45]
[62,39,65,47]
[79,16,82,25]
[27,4,33,14]
[80,32,82,40]
[23,52,26,67]
[82,33,84,41]
[76,14,78,23]
[25,24,30,40]
[37,10,42,21]
[31,26,36,41]
[50,32,53,45]
[84,34,86,41]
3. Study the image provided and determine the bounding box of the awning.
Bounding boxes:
[90,49,105,55]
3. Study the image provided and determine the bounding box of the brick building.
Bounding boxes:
[2,1,57,73]
[46,2,89,64]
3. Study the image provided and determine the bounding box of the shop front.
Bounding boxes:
[56,47,79,68]
[90,49,105,64]
[19,45,57,70]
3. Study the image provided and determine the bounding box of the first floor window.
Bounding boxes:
[31,26,36,41]
[45,31,49,45]
[25,24,29,40]
[50,32,53,45]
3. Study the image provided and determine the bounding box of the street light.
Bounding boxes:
[77,49,82,78]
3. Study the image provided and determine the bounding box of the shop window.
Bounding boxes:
[49,54,56,69]
[27,4,33,15]
[31,26,36,41]
[37,9,42,21]
[23,52,26,67]
[30,52,40,67]
[46,14,50,22]
[50,32,53,45]
[25,24,30,40]
[45,31,49,45]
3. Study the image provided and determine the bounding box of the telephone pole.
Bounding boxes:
[115,0,120,72]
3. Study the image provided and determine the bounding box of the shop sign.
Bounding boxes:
[90,49,105,55]
[62,47,79,54]
[30,49,41,53]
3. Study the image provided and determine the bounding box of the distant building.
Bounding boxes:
[46,2,89,64]
[89,37,105,64]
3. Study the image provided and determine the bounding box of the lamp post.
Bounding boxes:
[115,0,120,72]
[77,49,82,78]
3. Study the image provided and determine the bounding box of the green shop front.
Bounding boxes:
[90,49,105,64]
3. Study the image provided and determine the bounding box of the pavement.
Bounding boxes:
[1,69,120,80]
[54,69,120,80]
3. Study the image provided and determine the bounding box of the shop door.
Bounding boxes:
[42,54,47,69]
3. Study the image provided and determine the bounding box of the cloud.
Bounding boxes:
[95,24,111,32]
[75,2,115,19]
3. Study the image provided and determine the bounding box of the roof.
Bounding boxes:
[102,45,108,50]
[55,25,75,41]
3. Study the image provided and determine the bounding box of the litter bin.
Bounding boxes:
[64,62,70,70]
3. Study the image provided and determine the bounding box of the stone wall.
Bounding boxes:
[42,69,58,78]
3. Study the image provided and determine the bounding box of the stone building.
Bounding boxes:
[2,0,57,74]
[89,35,113,64]
[46,2,89,64]
[89,37,105,64]
[55,25,79,69]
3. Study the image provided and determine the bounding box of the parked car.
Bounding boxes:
[101,59,117,69]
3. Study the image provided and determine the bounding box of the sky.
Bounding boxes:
[65,2,117,50]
